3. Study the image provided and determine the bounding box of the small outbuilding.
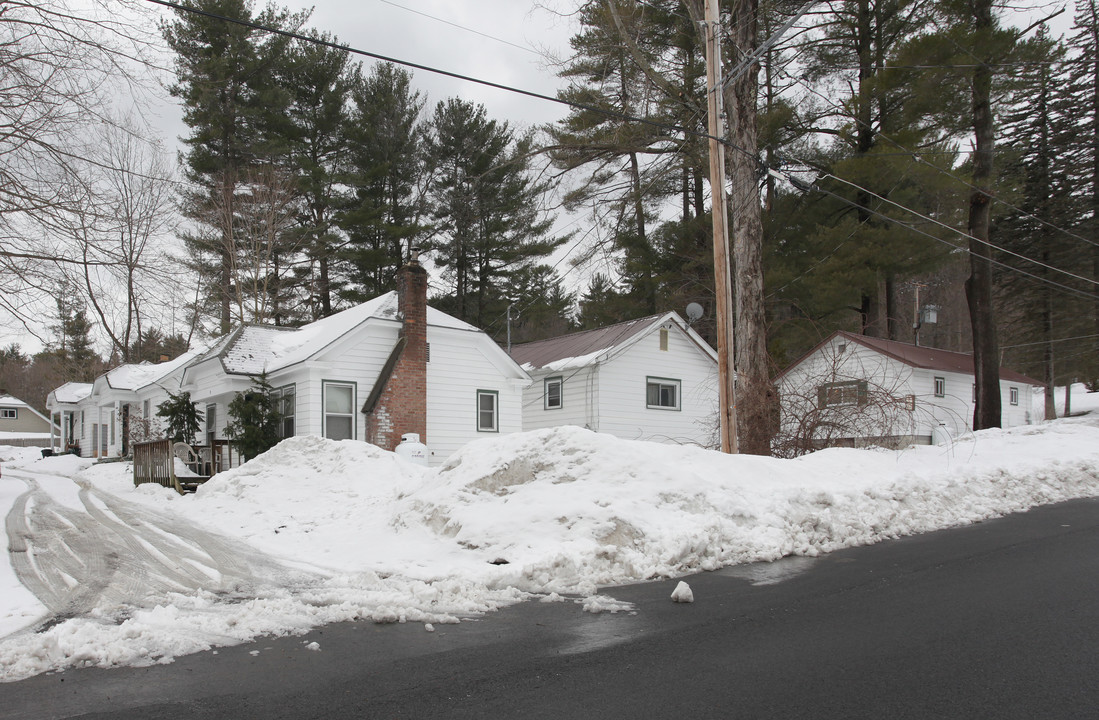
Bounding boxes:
[509,312,719,447]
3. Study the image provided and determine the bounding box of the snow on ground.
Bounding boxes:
[1,386,1098,681]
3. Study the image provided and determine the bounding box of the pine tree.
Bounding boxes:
[282,31,353,320]
[426,98,563,328]
[162,0,308,334]
[225,372,282,460]
[338,64,427,304]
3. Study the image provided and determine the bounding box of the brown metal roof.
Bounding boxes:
[838,331,1042,385]
[508,314,665,370]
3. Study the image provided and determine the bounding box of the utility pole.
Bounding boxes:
[704,0,738,454]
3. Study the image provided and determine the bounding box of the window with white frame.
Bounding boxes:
[206,404,217,446]
[646,377,680,410]
[477,390,498,432]
[0,408,15,419]
[323,381,355,440]
[274,384,296,438]
[544,376,563,410]
[1009,386,1019,405]
[934,376,945,397]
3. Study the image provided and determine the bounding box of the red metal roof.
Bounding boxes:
[508,314,664,370]
[835,331,1042,385]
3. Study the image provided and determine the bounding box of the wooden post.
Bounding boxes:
[704,0,739,454]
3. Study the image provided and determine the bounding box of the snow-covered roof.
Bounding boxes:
[103,348,207,392]
[0,393,56,426]
[508,312,716,373]
[203,292,481,375]
[46,382,92,404]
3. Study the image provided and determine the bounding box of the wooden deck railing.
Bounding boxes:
[133,438,241,494]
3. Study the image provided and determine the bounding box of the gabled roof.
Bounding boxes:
[46,382,92,405]
[191,291,483,376]
[101,348,207,392]
[780,330,1042,385]
[0,393,56,426]
[509,312,717,372]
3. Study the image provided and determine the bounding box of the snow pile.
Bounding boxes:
[1,387,1098,681]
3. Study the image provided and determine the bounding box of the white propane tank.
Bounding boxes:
[395,433,429,466]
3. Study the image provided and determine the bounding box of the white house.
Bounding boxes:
[509,312,719,447]
[47,351,205,458]
[50,257,530,466]
[775,330,1042,452]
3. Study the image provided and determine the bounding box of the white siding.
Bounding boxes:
[297,320,399,440]
[426,327,525,464]
[520,366,596,431]
[779,335,1040,447]
[596,325,718,446]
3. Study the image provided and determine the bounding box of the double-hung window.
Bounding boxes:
[646,377,681,410]
[477,390,499,432]
[274,384,296,438]
[545,377,563,410]
[323,381,356,440]
[206,404,217,446]
[1009,386,1019,406]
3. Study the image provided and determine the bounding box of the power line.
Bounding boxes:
[777,169,1099,305]
[375,0,543,58]
[785,67,1099,253]
[821,173,1099,289]
[146,0,748,160]
[1001,332,1099,349]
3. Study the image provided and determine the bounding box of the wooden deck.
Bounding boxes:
[133,439,239,494]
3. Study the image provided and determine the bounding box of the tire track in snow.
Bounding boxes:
[4,470,315,637]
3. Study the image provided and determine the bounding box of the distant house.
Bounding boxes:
[775,330,1042,452]
[0,392,57,447]
[46,352,204,458]
[509,312,719,447]
[49,257,530,465]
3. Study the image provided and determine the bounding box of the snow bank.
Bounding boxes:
[1,394,1098,681]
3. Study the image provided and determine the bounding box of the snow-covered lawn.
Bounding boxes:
[1,386,1097,682]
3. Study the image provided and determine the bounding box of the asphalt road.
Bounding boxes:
[3,496,1098,720]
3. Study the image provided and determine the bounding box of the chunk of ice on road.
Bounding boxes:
[671,581,694,603]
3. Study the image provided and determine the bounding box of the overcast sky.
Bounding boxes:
[145,0,581,145]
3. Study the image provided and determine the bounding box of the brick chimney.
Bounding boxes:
[366,249,429,451]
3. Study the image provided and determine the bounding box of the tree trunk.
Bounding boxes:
[723,0,775,456]
[967,0,1002,430]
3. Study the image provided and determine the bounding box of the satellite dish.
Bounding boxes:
[685,302,704,323]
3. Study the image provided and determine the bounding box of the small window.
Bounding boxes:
[206,404,217,446]
[0,408,16,419]
[276,384,296,438]
[323,381,356,440]
[477,390,499,432]
[972,384,976,403]
[659,327,669,351]
[110,411,115,446]
[817,381,868,407]
[646,378,681,410]
[904,394,915,412]
[934,377,945,398]
[143,399,150,419]
[545,377,563,410]
[1009,386,1019,406]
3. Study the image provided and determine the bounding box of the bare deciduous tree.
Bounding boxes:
[0,0,163,339]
